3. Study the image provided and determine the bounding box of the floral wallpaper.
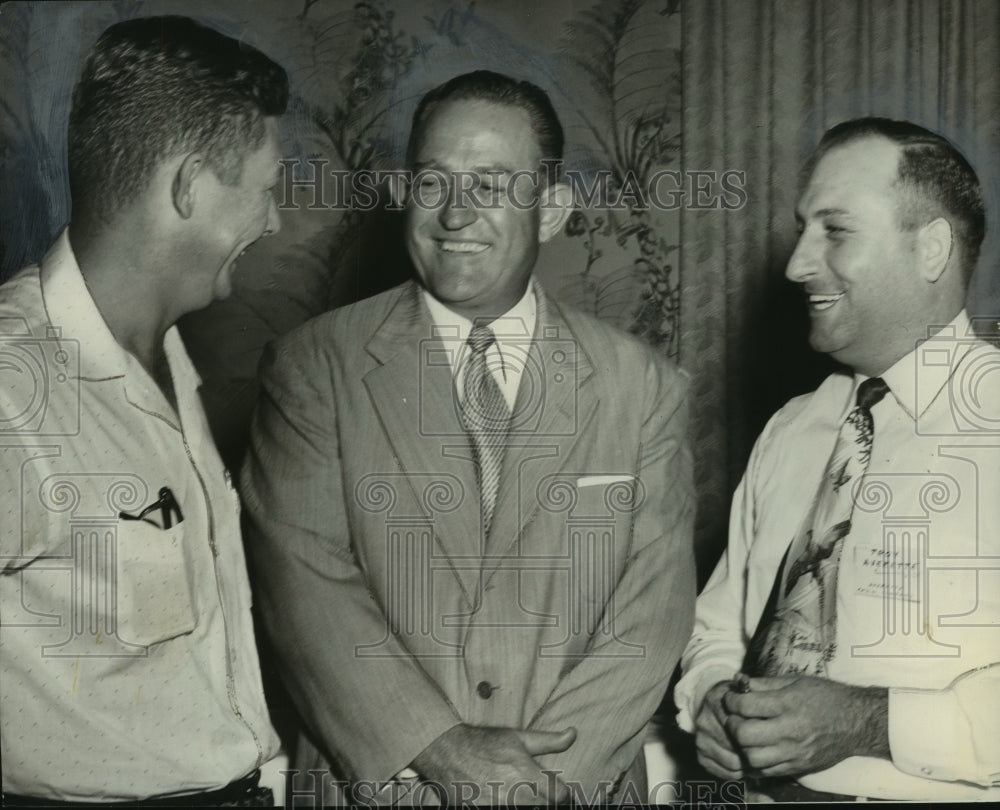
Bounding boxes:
[0,0,684,467]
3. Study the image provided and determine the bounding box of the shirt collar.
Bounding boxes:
[39,229,130,380]
[421,282,537,370]
[855,309,973,420]
[37,229,197,422]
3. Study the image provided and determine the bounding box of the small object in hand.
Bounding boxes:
[729,672,761,782]
[730,672,752,693]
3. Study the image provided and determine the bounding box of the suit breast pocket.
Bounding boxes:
[114,520,197,647]
[574,476,638,540]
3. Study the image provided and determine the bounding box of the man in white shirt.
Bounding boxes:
[675,117,1000,801]
[242,70,696,805]
[0,16,286,805]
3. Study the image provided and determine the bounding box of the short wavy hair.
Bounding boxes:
[406,70,564,185]
[68,15,288,223]
[809,117,985,282]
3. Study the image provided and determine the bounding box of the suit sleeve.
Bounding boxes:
[527,353,696,790]
[241,336,461,783]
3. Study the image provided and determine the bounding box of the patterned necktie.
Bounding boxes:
[746,376,891,676]
[461,325,511,537]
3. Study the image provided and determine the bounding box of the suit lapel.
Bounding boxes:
[485,286,598,563]
[362,283,482,602]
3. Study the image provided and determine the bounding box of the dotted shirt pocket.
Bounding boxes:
[114,520,197,647]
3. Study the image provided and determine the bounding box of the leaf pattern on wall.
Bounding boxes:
[0,0,684,467]
[555,0,681,356]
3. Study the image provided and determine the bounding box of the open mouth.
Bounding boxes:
[435,239,490,254]
[231,243,254,266]
[807,292,845,311]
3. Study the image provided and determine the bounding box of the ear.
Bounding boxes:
[171,153,205,220]
[916,216,953,283]
[538,182,575,243]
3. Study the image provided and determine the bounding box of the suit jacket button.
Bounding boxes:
[476,680,494,699]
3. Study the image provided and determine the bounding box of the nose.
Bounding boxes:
[263,195,281,237]
[785,228,819,283]
[438,181,478,231]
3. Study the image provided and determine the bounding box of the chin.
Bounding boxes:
[808,322,849,353]
[424,276,480,303]
[212,267,236,300]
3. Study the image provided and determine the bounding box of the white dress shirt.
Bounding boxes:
[422,283,537,409]
[385,285,538,786]
[675,310,1000,800]
[0,232,280,800]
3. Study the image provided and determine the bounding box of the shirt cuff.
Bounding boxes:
[889,686,972,783]
[675,664,735,733]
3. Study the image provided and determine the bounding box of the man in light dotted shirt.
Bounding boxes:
[0,16,286,805]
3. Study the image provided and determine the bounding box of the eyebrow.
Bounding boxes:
[795,206,853,222]
[472,165,516,176]
[411,161,518,176]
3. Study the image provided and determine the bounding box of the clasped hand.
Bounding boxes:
[693,674,887,780]
[410,723,578,804]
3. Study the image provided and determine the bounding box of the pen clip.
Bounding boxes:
[119,486,184,529]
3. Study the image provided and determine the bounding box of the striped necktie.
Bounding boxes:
[461,325,511,537]
[746,376,891,676]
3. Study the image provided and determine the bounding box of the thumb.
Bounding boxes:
[516,726,577,756]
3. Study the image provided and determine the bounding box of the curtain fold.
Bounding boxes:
[680,0,1000,576]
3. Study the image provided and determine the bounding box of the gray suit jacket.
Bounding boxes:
[242,280,695,800]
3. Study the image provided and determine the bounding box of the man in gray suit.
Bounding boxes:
[242,70,695,805]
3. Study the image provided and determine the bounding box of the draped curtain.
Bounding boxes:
[679,0,1000,576]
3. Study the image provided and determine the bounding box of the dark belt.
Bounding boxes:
[2,770,273,807]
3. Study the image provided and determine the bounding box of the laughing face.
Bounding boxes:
[404,99,564,320]
[786,136,923,376]
[183,116,282,311]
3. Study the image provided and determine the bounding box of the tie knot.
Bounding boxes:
[468,325,496,356]
[856,377,889,410]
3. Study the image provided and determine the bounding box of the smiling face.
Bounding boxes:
[786,136,929,376]
[184,117,282,309]
[404,99,563,320]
